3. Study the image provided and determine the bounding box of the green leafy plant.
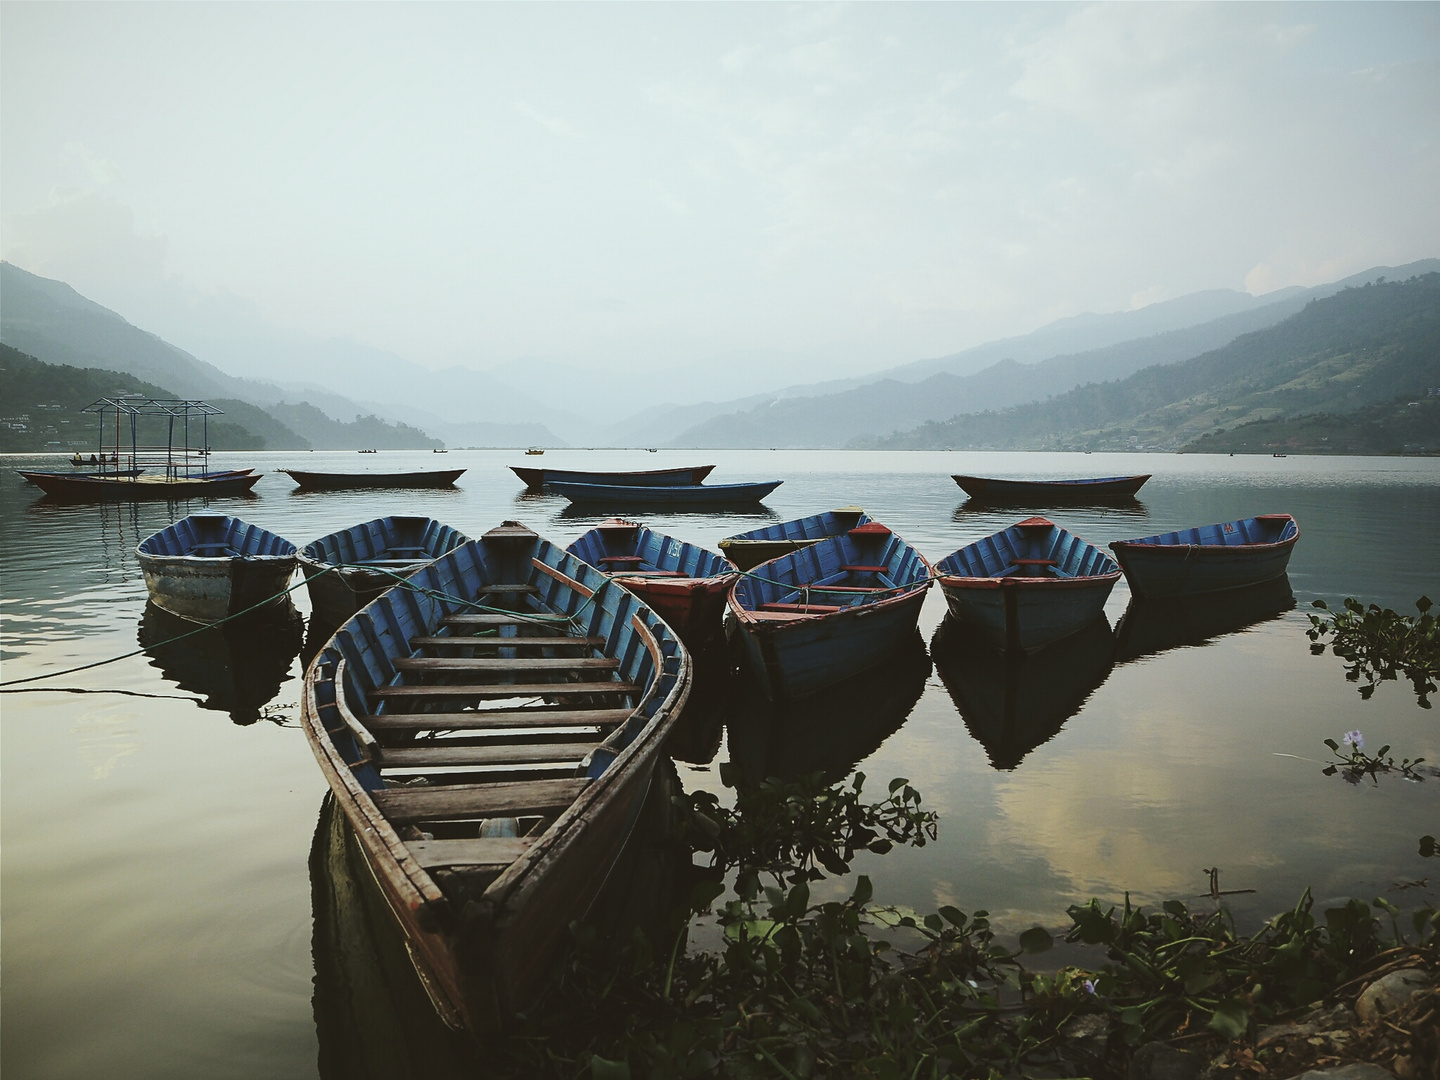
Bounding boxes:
[1308,596,1439,706]
[1322,730,1427,784]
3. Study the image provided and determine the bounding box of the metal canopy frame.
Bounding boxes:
[80,398,223,479]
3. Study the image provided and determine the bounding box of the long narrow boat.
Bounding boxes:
[22,471,262,501]
[1109,513,1299,598]
[718,507,870,571]
[510,464,716,490]
[136,513,298,623]
[282,468,465,490]
[566,518,736,647]
[953,474,1151,502]
[20,467,146,482]
[728,520,931,699]
[299,516,471,628]
[300,521,691,1035]
[933,517,1121,653]
[549,479,782,506]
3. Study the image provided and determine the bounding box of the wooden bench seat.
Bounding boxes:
[374,777,589,823]
[841,564,888,573]
[371,681,636,701]
[377,741,597,769]
[364,708,631,732]
[409,635,607,650]
[404,836,532,871]
[391,656,620,674]
[759,601,843,613]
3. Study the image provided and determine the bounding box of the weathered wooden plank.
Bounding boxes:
[475,584,539,595]
[370,681,636,700]
[409,635,606,649]
[374,777,589,823]
[365,708,631,732]
[404,837,532,871]
[440,614,572,629]
[379,742,596,768]
[392,657,620,673]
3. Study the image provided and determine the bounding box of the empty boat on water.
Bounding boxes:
[728,520,931,699]
[566,518,736,647]
[1109,514,1299,598]
[299,522,690,1035]
[136,513,298,623]
[298,516,471,628]
[934,517,1121,653]
[549,479,782,507]
[718,507,870,570]
[510,464,716,490]
[953,474,1150,502]
[282,468,465,490]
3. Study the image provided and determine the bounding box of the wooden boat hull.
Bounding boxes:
[283,468,465,490]
[719,508,869,571]
[953,474,1150,501]
[21,467,145,482]
[298,516,470,628]
[23,471,262,501]
[729,521,931,700]
[510,464,716,489]
[935,517,1121,653]
[1109,514,1299,598]
[300,523,690,1035]
[136,514,297,623]
[548,479,782,506]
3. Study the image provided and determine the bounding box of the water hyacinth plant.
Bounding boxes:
[1323,732,1428,784]
[1308,595,1439,706]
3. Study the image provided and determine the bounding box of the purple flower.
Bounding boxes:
[1343,730,1364,752]
[1083,979,1096,995]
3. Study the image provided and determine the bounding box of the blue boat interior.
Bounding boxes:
[1118,515,1298,548]
[138,514,296,559]
[936,518,1119,580]
[312,525,685,795]
[733,522,929,615]
[721,507,870,546]
[302,516,469,567]
[567,519,734,580]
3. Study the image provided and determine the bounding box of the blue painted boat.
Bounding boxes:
[728,520,931,699]
[718,507,870,570]
[23,470,263,500]
[511,464,716,489]
[953,474,1150,502]
[298,516,471,628]
[1109,514,1299,598]
[300,521,690,1035]
[567,518,736,646]
[549,479,782,506]
[934,517,1121,653]
[136,513,298,623]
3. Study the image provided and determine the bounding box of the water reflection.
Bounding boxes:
[137,601,304,724]
[932,615,1115,770]
[954,496,1149,518]
[556,503,782,526]
[665,639,732,766]
[1112,576,1297,665]
[310,762,695,1079]
[726,629,931,785]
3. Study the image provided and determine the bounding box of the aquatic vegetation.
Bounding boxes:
[1308,595,1439,706]
[1323,732,1427,784]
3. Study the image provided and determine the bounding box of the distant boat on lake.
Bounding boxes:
[282,468,465,490]
[548,479,781,507]
[953,474,1151,502]
[510,464,715,490]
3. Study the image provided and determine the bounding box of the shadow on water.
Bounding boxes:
[664,638,733,766]
[137,600,305,724]
[555,502,782,525]
[310,762,696,1080]
[931,614,1116,770]
[1112,575,1297,666]
[953,496,1149,519]
[725,628,931,786]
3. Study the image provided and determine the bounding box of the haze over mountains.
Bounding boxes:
[2,257,1436,451]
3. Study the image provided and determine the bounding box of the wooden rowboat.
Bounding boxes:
[953,474,1150,502]
[718,507,870,571]
[728,520,931,699]
[510,464,716,490]
[21,467,146,482]
[300,521,691,1034]
[299,516,471,628]
[548,479,782,507]
[1109,514,1299,598]
[136,513,298,623]
[566,518,736,647]
[22,470,262,501]
[934,517,1121,653]
[282,468,465,490]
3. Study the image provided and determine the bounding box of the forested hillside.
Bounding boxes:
[876,274,1440,452]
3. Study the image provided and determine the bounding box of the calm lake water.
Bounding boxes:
[3,448,1437,1078]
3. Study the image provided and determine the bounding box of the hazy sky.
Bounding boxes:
[3,2,1438,379]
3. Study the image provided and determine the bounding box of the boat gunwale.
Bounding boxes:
[1109,515,1300,556]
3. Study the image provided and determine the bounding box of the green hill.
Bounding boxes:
[876,274,1440,452]
[1183,393,1440,455]
[263,401,442,450]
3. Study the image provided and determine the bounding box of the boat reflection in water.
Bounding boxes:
[725,629,930,786]
[137,600,304,724]
[664,639,733,766]
[310,763,696,1080]
[1113,575,1296,665]
[932,614,1115,770]
[953,496,1148,520]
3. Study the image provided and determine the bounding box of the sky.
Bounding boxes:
[3,2,1439,385]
